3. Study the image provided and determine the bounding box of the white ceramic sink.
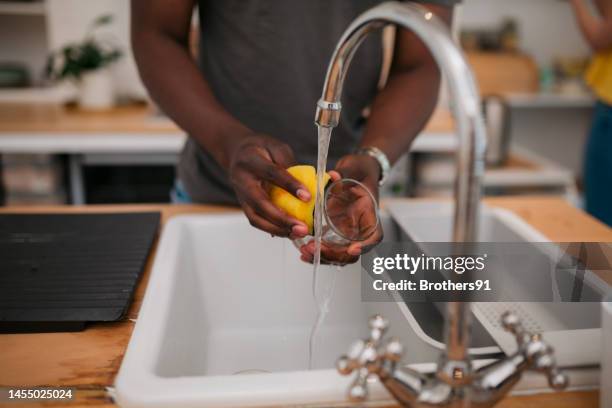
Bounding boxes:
[116,201,602,407]
[115,212,439,408]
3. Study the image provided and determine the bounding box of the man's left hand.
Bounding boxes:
[299,153,384,265]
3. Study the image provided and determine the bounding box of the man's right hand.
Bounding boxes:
[229,134,311,239]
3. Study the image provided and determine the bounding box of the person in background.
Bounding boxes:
[0,157,4,206]
[570,0,612,226]
[131,0,458,264]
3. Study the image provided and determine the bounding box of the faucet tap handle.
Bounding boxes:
[337,315,406,402]
[528,336,570,390]
[369,314,389,343]
[337,342,376,402]
[501,310,530,346]
[384,337,404,362]
[500,311,569,391]
[337,339,366,375]
[348,368,370,402]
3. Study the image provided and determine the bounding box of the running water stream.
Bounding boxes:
[308,126,336,370]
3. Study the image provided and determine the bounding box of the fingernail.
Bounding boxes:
[348,246,362,256]
[292,224,308,236]
[296,189,311,202]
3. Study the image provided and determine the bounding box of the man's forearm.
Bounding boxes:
[360,62,441,165]
[132,29,251,169]
[360,4,450,166]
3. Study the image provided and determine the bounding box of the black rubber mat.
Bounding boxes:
[0,212,160,333]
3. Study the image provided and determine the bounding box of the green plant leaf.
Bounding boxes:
[93,14,113,27]
[46,14,122,81]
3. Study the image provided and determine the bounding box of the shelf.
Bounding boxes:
[504,92,595,109]
[0,85,75,104]
[0,1,45,16]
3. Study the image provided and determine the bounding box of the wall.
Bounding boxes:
[46,0,147,100]
[457,0,595,181]
[2,0,592,98]
[0,14,48,86]
[458,0,591,67]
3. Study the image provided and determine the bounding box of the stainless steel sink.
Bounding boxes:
[386,199,604,367]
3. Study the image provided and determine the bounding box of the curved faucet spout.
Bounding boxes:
[314,1,486,244]
[316,1,488,401]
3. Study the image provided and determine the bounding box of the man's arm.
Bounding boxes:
[131,0,247,169]
[570,0,612,51]
[360,4,452,164]
[131,0,310,238]
[334,4,453,191]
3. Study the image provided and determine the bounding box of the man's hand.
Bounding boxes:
[299,154,384,265]
[229,134,312,239]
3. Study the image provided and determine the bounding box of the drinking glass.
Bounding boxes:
[293,178,380,249]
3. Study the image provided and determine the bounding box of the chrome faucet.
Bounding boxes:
[315,2,568,406]
[337,314,569,407]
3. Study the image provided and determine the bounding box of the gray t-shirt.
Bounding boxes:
[179,0,458,205]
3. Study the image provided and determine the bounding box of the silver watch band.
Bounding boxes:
[355,146,391,186]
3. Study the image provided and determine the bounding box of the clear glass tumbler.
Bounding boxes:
[293,178,380,249]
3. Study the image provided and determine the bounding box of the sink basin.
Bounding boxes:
[115,212,439,408]
[116,201,603,407]
[386,200,604,367]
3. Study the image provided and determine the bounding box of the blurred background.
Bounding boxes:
[0,0,598,210]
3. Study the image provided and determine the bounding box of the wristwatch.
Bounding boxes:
[355,146,391,186]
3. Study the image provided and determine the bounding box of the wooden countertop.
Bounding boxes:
[0,103,454,155]
[0,103,180,134]
[0,95,591,153]
[0,197,609,407]
[0,103,454,135]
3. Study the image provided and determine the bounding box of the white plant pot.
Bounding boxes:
[78,69,115,110]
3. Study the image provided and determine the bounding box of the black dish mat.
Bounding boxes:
[0,212,160,333]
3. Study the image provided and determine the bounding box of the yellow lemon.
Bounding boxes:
[269,165,331,234]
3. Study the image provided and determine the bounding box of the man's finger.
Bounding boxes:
[328,170,342,182]
[320,244,360,265]
[267,142,296,169]
[263,164,311,202]
[248,189,309,237]
[358,225,384,254]
[243,205,290,237]
[302,241,360,266]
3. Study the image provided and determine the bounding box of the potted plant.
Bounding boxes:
[46,14,122,110]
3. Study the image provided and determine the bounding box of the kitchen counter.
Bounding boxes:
[0,103,458,205]
[0,197,608,407]
[1,103,577,206]
[0,103,178,134]
[0,103,454,154]
[0,96,591,155]
[0,103,184,155]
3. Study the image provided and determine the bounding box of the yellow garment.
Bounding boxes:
[586,50,612,105]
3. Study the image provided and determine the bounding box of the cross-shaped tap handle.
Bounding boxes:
[336,315,404,402]
[501,311,569,390]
